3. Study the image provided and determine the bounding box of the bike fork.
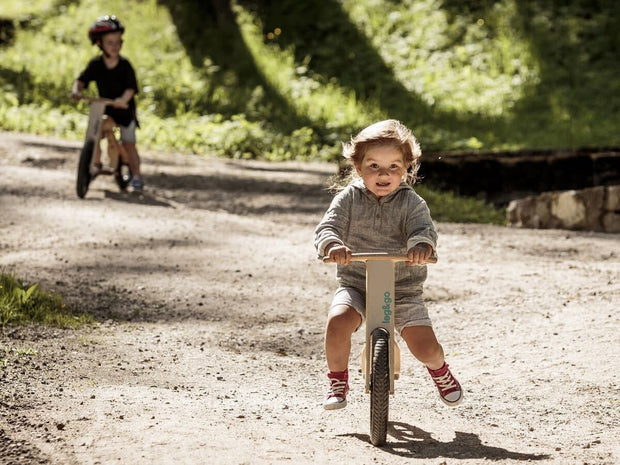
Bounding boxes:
[361,259,400,394]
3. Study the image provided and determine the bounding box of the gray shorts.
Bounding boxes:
[330,286,432,334]
[119,120,137,144]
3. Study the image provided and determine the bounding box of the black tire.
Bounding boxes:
[76,139,94,198]
[370,327,390,446]
[115,161,132,191]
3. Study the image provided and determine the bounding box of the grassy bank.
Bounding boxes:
[2,0,619,160]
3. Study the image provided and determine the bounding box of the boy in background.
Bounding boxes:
[71,15,143,192]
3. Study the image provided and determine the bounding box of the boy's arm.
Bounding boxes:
[71,80,85,100]
[73,58,94,99]
[115,88,135,106]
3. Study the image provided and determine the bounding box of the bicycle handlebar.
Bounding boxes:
[73,95,128,109]
[322,252,437,264]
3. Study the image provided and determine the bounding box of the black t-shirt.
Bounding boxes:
[78,55,139,127]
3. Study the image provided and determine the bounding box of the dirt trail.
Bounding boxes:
[1,131,619,465]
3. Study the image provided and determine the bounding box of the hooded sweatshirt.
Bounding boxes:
[314,179,437,295]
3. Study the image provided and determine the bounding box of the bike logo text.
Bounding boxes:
[382,291,392,324]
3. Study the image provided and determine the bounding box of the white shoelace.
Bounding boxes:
[327,379,347,397]
[432,372,458,392]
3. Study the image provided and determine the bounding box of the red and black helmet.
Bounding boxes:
[88,15,125,44]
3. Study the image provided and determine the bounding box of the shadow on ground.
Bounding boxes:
[340,421,550,461]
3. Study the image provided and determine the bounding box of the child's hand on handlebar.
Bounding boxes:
[112,98,129,109]
[406,243,433,266]
[326,244,352,265]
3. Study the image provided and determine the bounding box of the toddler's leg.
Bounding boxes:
[401,325,463,406]
[323,305,360,410]
[325,304,360,371]
[401,325,444,369]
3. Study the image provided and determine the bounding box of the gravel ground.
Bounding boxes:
[1,131,619,465]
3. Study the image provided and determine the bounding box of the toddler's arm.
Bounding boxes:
[406,243,433,266]
[325,243,352,265]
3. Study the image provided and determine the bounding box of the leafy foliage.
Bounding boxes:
[0,272,92,328]
[1,0,617,223]
[2,0,619,159]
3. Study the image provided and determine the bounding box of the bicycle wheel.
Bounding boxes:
[369,327,390,446]
[76,139,94,198]
[115,162,132,191]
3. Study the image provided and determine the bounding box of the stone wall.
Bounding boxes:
[418,147,620,233]
[420,148,620,205]
[507,185,620,233]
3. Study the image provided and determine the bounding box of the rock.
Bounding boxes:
[551,191,585,228]
[602,212,620,233]
[605,185,620,210]
[507,185,619,232]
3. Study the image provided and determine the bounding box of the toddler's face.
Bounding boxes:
[355,145,407,199]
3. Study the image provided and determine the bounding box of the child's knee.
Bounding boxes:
[326,306,360,334]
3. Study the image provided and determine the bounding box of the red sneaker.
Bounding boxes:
[427,362,463,406]
[324,369,349,410]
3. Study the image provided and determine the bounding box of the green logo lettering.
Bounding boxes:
[382,291,392,324]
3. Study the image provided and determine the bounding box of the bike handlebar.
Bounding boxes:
[73,95,128,109]
[322,252,437,264]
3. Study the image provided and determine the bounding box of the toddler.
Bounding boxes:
[314,119,463,410]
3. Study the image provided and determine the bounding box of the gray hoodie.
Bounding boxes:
[314,179,437,295]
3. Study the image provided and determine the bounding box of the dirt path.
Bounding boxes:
[1,131,619,465]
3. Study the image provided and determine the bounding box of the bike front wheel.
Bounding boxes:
[369,327,390,446]
[76,139,94,198]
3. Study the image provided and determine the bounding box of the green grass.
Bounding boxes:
[416,185,506,225]
[0,272,92,328]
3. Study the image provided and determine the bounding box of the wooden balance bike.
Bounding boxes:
[75,97,132,198]
[324,252,436,446]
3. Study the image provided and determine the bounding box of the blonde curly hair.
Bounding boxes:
[337,119,422,190]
